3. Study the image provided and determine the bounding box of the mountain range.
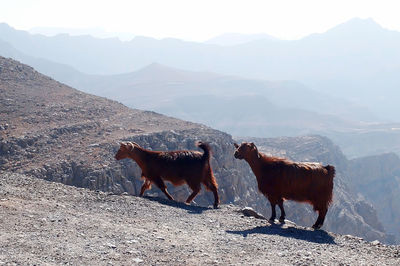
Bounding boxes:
[1,18,400,121]
[29,26,136,41]
[3,21,400,158]
[205,32,277,46]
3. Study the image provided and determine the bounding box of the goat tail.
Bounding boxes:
[324,165,335,206]
[196,141,212,161]
[325,165,336,180]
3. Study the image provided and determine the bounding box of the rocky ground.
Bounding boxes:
[1,172,399,265]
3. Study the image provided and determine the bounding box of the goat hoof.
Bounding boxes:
[312,224,322,230]
[279,218,285,223]
[268,218,275,223]
[213,204,219,209]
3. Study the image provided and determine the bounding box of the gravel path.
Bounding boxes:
[1,172,399,265]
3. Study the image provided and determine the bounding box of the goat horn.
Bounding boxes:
[130,141,140,147]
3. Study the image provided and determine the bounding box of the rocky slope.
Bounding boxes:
[348,153,400,242]
[1,172,399,265]
[0,56,394,243]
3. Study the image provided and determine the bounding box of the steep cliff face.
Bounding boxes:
[0,57,393,244]
[2,128,265,220]
[348,153,400,243]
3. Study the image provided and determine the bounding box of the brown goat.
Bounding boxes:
[234,142,335,229]
[115,141,219,208]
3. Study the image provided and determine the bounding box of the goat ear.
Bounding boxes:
[250,143,261,158]
[234,143,239,148]
[131,141,140,147]
[250,142,259,152]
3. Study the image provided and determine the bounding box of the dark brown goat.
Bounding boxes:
[234,142,335,229]
[115,141,219,208]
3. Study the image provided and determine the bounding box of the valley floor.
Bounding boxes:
[1,172,399,265]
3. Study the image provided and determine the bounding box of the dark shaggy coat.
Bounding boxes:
[234,142,335,229]
[116,141,219,208]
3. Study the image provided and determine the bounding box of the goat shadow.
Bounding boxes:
[227,223,336,244]
[143,195,211,214]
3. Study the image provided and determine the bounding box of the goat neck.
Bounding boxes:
[127,145,150,170]
[243,150,263,177]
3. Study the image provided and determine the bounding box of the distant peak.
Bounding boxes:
[0,22,13,30]
[300,17,388,41]
[342,17,382,27]
[329,17,384,34]
[130,62,223,83]
[131,62,187,80]
[139,62,171,71]
[130,35,158,42]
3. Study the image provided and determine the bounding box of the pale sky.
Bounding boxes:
[1,0,400,41]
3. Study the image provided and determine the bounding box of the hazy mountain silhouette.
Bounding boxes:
[24,61,374,138]
[29,26,136,41]
[0,38,96,93]
[1,18,399,120]
[0,40,386,142]
[0,40,366,124]
[205,33,278,46]
[3,19,400,157]
[35,61,373,126]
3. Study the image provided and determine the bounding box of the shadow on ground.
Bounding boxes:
[227,223,336,244]
[143,195,210,214]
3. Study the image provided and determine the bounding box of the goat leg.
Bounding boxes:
[153,177,174,201]
[202,179,219,209]
[162,189,174,201]
[278,199,285,222]
[185,187,201,205]
[269,201,276,222]
[212,189,219,209]
[139,179,151,196]
[312,207,327,229]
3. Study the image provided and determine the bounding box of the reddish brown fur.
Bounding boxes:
[234,142,335,229]
[115,141,219,208]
